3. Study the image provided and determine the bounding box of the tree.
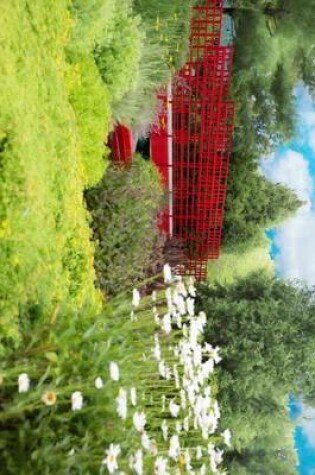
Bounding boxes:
[196,273,315,470]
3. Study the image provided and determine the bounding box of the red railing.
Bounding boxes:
[152,0,235,280]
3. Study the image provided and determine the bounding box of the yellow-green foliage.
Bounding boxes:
[208,241,274,286]
[94,2,144,103]
[68,0,116,60]
[0,0,103,351]
[65,57,111,187]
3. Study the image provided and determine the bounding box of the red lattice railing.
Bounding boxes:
[152,0,235,280]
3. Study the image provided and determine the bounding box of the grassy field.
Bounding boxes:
[208,242,274,286]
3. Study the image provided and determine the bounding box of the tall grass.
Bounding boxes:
[133,0,196,69]
[107,0,196,128]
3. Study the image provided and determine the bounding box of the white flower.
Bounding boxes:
[173,365,180,389]
[159,360,167,379]
[161,419,168,441]
[188,284,196,297]
[183,449,192,471]
[169,399,180,418]
[95,377,104,389]
[102,443,121,474]
[222,428,232,447]
[153,341,162,361]
[133,411,146,432]
[130,387,137,406]
[163,263,172,283]
[175,421,182,433]
[169,434,181,461]
[209,448,224,472]
[162,313,172,334]
[196,446,203,460]
[200,464,206,475]
[109,362,120,381]
[133,449,143,475]
[154,456,169,475]
[183,416,190,432]
[132,289,141,307]
[186,297,195,316]
[165,287,173,311]
[141,431,152,451]
[116,388,127,420]
[212,346,222,365]
[175,313,182,329]
[71,391,83,411]
[18,373,30,393]
[176,280,188,297]
[152,290,157,301]
[213,400,221,420]
[176,295,186,315]
[141,432,157,454]
[180,389,187,410]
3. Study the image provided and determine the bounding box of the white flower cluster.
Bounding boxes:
[102,265,232,474]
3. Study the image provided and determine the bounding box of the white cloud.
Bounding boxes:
[273,206,315,285]
[261,148,315,285]
[261,149,313,202]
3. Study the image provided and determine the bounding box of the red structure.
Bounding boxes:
[107,124,133,166]
[152,0,235,280]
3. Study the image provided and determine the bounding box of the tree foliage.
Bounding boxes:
[196,272,315,472]
[222,0,315,248]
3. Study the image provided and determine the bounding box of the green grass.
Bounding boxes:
[0,0,106,350]
[208,242,274,286]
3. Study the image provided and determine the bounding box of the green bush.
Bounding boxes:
[94,4,144,103]
[0,0,103,352]
[65,57,111,187]
[85,156,164,295]
[67,0,116,61]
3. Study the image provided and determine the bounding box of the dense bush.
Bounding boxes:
[94,4,144,103]
[85,156,164,295]
[68,0,116,60]
[65,57,111,187]
[0,1,103,352]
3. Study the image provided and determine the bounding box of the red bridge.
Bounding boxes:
[151,0,235,280]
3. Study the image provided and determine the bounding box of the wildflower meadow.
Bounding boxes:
[1,266,231,474]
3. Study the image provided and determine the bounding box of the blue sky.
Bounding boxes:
[261,85,315,474]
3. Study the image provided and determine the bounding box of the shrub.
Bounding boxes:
[85,156,164,295]
[65,57,111,187]
[67,0,116,61]
[93,4,144,103]
[0,0,102,351]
